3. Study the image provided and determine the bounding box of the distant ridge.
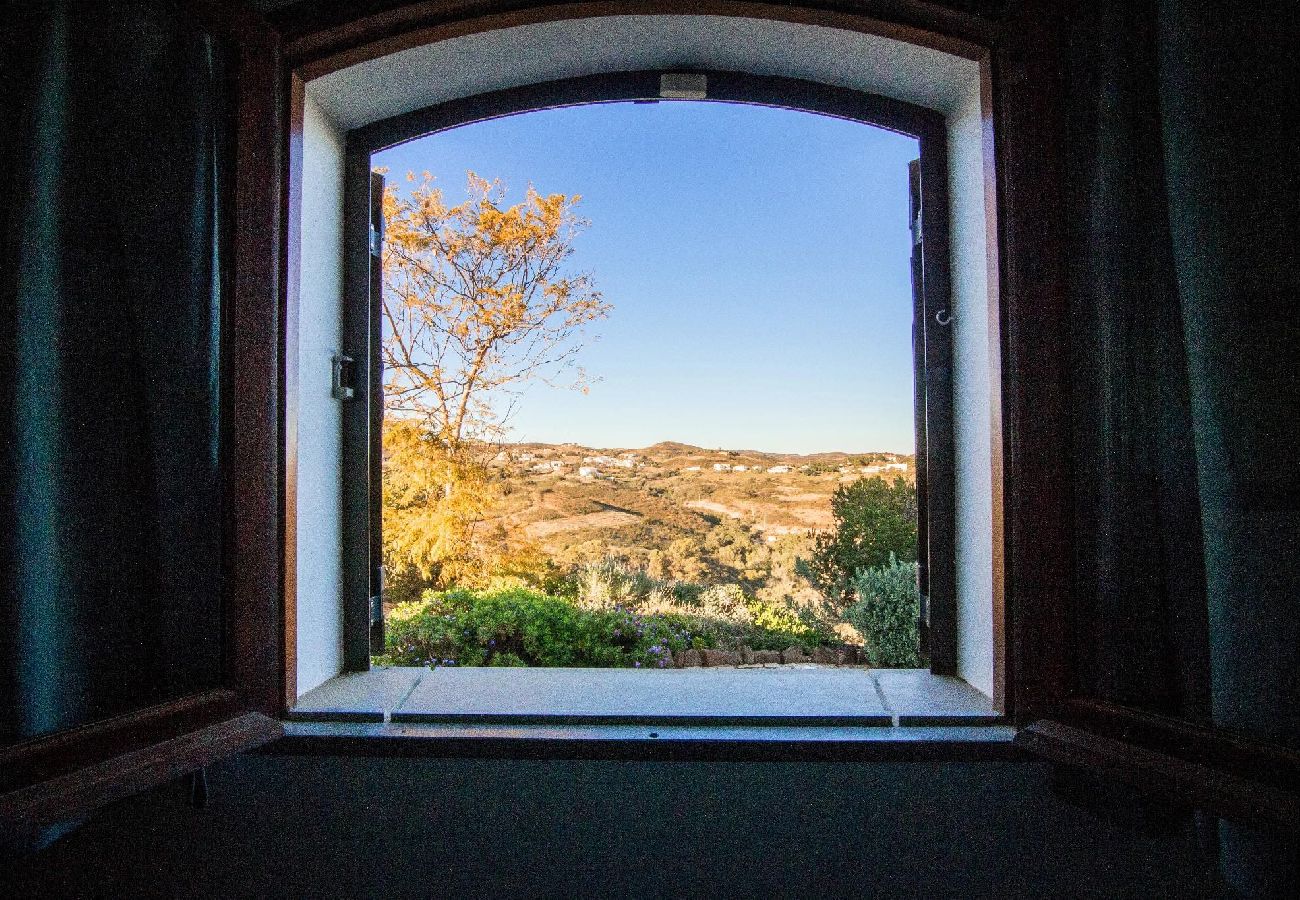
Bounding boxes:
[502,439,913,465]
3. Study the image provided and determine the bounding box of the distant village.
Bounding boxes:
[493,446,911,482]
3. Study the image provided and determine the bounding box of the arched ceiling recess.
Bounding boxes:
[306,14,983,133]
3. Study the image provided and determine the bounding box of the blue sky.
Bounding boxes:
[374,101,918,455]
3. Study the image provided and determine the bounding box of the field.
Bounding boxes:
[476,440,915,611]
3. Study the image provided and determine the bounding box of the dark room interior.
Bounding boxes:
[2,1,1297,896]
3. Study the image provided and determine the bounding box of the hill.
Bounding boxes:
[477,440,916,608]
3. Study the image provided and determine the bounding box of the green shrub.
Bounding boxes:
[797,477,918,613]
[574,557,661,610]
[377,584,826,669]
[843,556,922,667]
[380,587,694,669]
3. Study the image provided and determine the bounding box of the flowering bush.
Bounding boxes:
[376,585,825,669]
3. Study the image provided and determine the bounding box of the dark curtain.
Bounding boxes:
[1065,0,1300,747]
[1,1,228,747]
[1064,0,1211,724]
[1156,0,1300,755]
[1066,0,1299,891]
[1157,4,1299,892]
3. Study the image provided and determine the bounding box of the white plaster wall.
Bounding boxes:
[295,94,346,696]
[301,14,1000,699]
[309,16,979,132]
[948,81,999,699]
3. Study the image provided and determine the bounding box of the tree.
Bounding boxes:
[797,476,918,612]
[381,418,494,586]
[381,172,609,581]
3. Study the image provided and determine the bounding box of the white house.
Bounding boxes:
[578,466,598,477]
[683,465,702,472]
[767,465,791,474]
[885,462,909,471]
[733,465,748,472]
[712,463,731,472]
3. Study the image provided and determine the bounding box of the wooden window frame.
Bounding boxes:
[337,69,961,679]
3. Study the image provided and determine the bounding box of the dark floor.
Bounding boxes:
[4,753,1226,899]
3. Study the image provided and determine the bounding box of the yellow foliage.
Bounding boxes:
[381,418,496,582]
[379,171,608,582]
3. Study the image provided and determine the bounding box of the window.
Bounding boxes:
[289,70,984,722]
[11,1,1289,843]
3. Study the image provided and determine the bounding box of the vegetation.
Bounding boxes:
[796,476,918,614]
[376,171,924,669]
[377,582,825,670]
[380,172,609,587]
[844,556,923,667]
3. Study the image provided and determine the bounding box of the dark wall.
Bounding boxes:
[4,755,1222,898]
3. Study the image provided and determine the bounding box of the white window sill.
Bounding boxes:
[289,665,1002,728]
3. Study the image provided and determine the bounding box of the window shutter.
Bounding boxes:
[339,153,385,670]
[1,0,285,836]
[912,136,958,678]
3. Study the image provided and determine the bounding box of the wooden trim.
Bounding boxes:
[367,170,387,653]
[987,4,1072,725]
[225,12,289,718]
[979,56,1007,714]
[1062,698,1300,794]
[282,72,306,707]
[1,713,282,832]
[0,690,240,795]
[909,159,931,652]
[352,69,943,152]
[1018,719,1300,830]
[917,113,957,677]
[279,0,993,80]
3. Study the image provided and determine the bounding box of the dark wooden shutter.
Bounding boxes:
[909,159,931,657]
[0,0,285,836]
[912,131,957,678]
[367,172,387,654]
[340,150,385,669]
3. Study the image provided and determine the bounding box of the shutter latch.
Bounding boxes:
[332,354,357,400]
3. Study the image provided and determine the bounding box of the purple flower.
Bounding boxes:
[634,661,641,668]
